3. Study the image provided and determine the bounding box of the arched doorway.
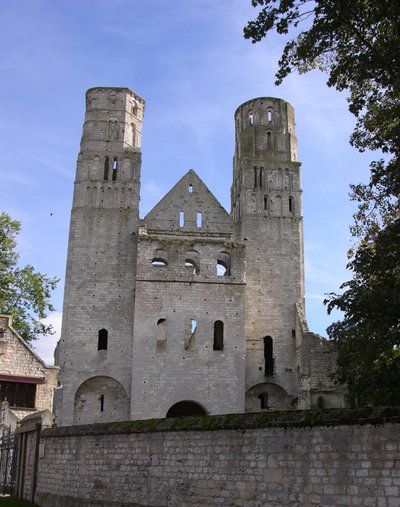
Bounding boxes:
[245,382,293,412]
[166,400,207,417]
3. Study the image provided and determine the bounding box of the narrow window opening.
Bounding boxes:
[289,196,294,213]
[196,212,202,228]
[103,157,109,181]
[292,329,296,338]
[100,394,104,412]
[258,392,269,409]
[112,158,118,181]
[259,167,263,188]
[98,329,108,350]
[188,184,193,193]
[267,110,273,123]
[191,319,197,334]
[179,211,184,227]
[317,395,324,409]
[157,318,166,325]
[185,319,197,350]
[248,112,254,125]
[213,320,224,351]
[264,336,274,376]
[264,195,268,211]
[254,166,258,188]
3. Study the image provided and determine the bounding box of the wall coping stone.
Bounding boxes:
[45,407,400,438]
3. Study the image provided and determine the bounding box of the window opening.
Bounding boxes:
[289,196,294,213]
[258,392,269,409]
[191,319,197,334]
[98,329,108,350]
[248,112,254,125]
[317,395,324,409]
[100,394,104,412]
[264,195,268,211]
[213,321,224,350]
[157,318,166,325]
[196,212,202,228]
[112,158,118,181]
[179,211,185,227]
[254,167,258,188]
[0,381,36,408]
[259,167,263,188]
[264,336,274,376]
[185,259,198,275]
[103,157,109,181]
[188,184,193,193]
[151,258,167,267]
[267,110,273,123]
[216,252,231,277]
[131,123,136,147]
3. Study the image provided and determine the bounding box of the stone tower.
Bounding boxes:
[232,98,304,410]
[55,88,145,425]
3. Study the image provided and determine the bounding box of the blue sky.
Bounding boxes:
[0,0,373,364]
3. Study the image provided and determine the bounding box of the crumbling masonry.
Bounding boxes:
[54,87,344,426]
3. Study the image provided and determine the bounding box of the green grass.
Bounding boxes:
[0,496,39,506]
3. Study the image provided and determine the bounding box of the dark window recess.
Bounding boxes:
[100,394,105,412]
[258,392,269,409]
[259,168,263,188]
[289,196,294,213]
[254,166,258,188]
[317,395,324,409]
[112,158,118,181]
[104,156,109,181]
[166,401,207,417]
[98,329,108,350]
[264,336,274,376]
[213,320,224,351]
[0,381,36,408]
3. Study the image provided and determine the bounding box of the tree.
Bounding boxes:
[244,0,400,406]
[0,212,59,342]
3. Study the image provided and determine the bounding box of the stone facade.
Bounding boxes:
[55,87,344,426]
[0,314,59,429]
[22,409,400,507]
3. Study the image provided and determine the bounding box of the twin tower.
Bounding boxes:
[55,87,343,426]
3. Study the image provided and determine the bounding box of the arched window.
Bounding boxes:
[185,250,200,275]
[263,336,273,376]
[112,158,118,182]
[248,112,254,125]
[151,248,168,267]
[196,212,202,228]
[98,329,108,350]
[104,157,109,181]
[213,321,224,351]
[179,211,185,227]
[217,251,231,277]
[267,110,273,123]
[188,184,193,193]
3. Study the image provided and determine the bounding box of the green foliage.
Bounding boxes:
[0,212,59,342]
[245,0,400,406]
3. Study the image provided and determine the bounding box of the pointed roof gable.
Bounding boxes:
[143,170,233,234]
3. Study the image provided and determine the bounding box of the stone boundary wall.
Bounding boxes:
[30,408,400,507]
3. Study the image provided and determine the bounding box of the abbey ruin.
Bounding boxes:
[54,87,344,426]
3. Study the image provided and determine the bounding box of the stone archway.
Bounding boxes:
[245,382,293,412]
[166,400,207,418]
[73,376,129,424]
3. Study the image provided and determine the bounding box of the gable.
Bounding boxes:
[143,170,233,234]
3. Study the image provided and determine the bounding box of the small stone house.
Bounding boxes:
[0,314,59,431]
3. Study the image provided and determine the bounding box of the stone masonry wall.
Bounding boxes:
[32,408,400,507]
